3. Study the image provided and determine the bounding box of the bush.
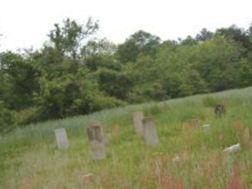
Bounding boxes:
[15,107,40,126]
[34,71,126,120]
[0,102,16,133]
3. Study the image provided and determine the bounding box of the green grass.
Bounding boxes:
[1,87,252,188]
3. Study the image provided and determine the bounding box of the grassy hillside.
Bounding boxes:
[1,87,252,189]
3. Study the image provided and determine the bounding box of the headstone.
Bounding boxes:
[87,123,106,160]
[214,104,226,117]
[142,117,159,147]
[202,124,211,133]
[132,111,144,136]
[224,143,241,154]
[55,128,69,150]
[79,173,94,189]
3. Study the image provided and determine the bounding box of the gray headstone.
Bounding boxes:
[142,117,159,147]
[87,123,106,160]
[202,124,211,133]
[55,128,69,150]
[132,111,144,136]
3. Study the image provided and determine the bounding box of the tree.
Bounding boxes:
[81,39,119,71]
[247,23,252,60]
[155,42,208,97]
[48,17,99,60]
[34,69,124,120]
[194,36,243,91]
[196,28,213,41]
[0,101,16,133]
[81,38,116,58]
[0,52,39,110]
[117,30,160,63]
[180,35,197,45]
[96,68,132,100]
[216,25,251,57]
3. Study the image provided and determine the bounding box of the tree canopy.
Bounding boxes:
[0,18,252,133]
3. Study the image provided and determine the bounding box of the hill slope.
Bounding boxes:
[1,87,252,189]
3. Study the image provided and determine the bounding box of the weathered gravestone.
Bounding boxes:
[202,124,211,133]
[86,123,106,160]
[132,111,144,136]
[214,104,226,117]
[55,128,69,150]
[142,117,159,147]
[79,173,94,188]
[224,143,241,154]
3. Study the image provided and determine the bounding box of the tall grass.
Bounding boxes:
[1,87,252,188]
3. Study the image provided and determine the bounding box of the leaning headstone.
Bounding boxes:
[224,143,241,154]
[86,123,106,160]
[55,128,69,150]
[132,111,144,136]
[142,117,159,147]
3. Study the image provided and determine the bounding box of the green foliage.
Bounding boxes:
[96,68,132,100]
[48,18,98,59]
[117,30,160,63]
[237,58,252,86]
[34,70,124,120]
[0,52,39,110]
[195,28,213,41]
[216,25,252,57]
[1,18,252,133]
[14,107,40,126]
[0,102,16,133]
[194,36,243,91]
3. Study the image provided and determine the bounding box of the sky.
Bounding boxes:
[0,0,251,51]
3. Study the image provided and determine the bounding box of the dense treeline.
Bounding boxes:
[0,18,252,132]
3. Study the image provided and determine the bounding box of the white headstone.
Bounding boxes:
[87,123,106,160]
[224,143,241,154]
[55,128,69,150]
[132,111,144,136]
[142,117,159,147]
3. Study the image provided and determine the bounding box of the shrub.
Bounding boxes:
[0,102,16,133]
[15,107,40,126]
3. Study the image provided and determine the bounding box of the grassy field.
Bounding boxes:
[1,87,252,189]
